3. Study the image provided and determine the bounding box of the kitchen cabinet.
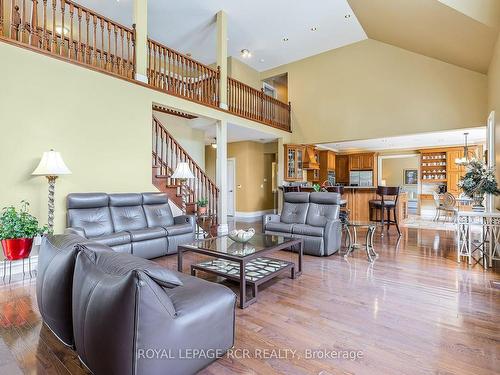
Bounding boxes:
[318,150,336,183]
[349,154,361,170]
[306,149,320,182]
[284,144,305,181]
[335,155,349,183]
[349,153,375,170]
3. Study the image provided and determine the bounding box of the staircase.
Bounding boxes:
[152,115,219,223]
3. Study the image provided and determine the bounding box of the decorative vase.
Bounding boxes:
[1,238,34,261]
[472,191,485,211]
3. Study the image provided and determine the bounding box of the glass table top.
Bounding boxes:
[183,233,296,258]
[346,220,381,227]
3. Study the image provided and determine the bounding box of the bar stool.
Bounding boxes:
[369,186,401,237]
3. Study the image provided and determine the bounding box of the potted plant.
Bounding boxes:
[196,198,209,215]
[458,159,500,210]
[0,201,47,261]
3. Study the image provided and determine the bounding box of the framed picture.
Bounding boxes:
[403,169,418,185]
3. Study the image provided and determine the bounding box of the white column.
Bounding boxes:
[216,10,228,109]
[133,0,148,83]
[216,119,228,234]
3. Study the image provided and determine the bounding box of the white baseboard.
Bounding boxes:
[1,255,38,277]
[234,209,275,219]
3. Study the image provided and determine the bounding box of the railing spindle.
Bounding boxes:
[59,0,65,56]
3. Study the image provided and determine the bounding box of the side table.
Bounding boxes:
[344,221,380,262]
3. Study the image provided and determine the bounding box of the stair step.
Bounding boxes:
[156,175,171,179]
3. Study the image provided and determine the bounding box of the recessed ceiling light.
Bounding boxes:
[310,26,317,32]
[282,37,289,42]
[241,49,252,58]
[345,14,351,19]
[259,58,265,63]
[55,26,69,36]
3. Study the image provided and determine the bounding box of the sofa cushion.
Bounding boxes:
[280,202,309,224]
[292,224,324,237]
[265,222,295,233]
[309,192,342,205]
[79,243,183,288]
[109,193,147,232]
[67,193,109,209]
[306,203,339,227]
[142,193,175,228]
[36,234,86,347]
[93,232,131,247]
[164,223,193,236]
[68,207,114,238]
[129,227,167,242]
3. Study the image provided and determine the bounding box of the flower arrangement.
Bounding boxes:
[458,159,500,197]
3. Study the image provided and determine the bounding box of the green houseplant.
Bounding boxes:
[196,198,209,215]
[0,201,47,261]
[458,159,500,209]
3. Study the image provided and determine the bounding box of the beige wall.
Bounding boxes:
[381,157,419,186]
[262,39,487,144]
[227,57,262,90]
[205,141,277,213]
[153,111,206,168]
[0,41,290,236]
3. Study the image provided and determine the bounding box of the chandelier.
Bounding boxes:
[455,132,470,165]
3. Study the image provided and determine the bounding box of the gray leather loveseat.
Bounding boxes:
[263,192,342,256]
[36,234,236,375]
[66,192,194,258]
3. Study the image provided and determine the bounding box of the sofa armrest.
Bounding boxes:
[262,214,280,229]
[174,215,196,229]
[64,227,87,238]
[323,219,342,256]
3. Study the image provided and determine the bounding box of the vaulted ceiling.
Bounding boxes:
[348,0,500,74]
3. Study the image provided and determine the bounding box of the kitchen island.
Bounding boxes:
[280,186,407,222]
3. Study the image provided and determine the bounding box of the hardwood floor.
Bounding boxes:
[0,226,498,374]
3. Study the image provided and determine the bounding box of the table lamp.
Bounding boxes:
[171,162,195,213]
[32,149,72,233]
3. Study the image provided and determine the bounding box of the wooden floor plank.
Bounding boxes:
[0,225,498,375]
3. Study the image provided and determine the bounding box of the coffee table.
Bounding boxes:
[178,234,303,308]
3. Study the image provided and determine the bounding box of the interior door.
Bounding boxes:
[227,159,235,216]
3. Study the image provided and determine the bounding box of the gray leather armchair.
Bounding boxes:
[73,242,236,375]
[36,235,236,374]
[66,192,195,259]
[263,192,342,256]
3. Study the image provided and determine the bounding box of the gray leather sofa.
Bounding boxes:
[36,235,236,375]
[66,192,195,258]
[263,192,342,256]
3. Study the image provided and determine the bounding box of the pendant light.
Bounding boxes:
[455,132,469,165]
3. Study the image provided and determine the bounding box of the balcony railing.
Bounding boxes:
[1,0,291,132]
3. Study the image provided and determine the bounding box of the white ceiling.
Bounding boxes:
[188,118,278,144]
[76,0,367,71]
[318,127,486,153]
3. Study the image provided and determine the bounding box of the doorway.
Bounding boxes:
[227,158,236,216]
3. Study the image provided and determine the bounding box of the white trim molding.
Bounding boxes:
[234,209,274,219]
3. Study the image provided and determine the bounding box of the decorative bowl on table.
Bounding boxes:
[228,228,255,243]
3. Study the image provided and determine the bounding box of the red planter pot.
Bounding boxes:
[1,238,34,261]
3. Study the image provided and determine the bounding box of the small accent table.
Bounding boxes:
[457,211,500,269]
[178,234,303,308]
[344,221,380,262]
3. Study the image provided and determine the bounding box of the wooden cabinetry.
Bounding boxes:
[335,155,349,184]
[284,144,305,181]
[306,149,320,183]
[317,150,336,183]
[349,153,375,170]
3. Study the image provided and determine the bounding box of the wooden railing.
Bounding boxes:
[228,77,291,131]
[0,0,292,132]
[147,38,220,107]
[4,0,135,78]
[152,115,219,221]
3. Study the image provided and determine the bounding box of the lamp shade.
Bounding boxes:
[171,162,195,179]
[32,150,72,176]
